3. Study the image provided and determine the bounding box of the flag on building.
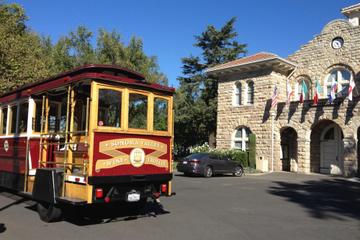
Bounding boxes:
[286,81,294,104]
[328,77,338,103]
[313,80,322,105]
[299,80,308,104]
[271,85,278,108]
[348,77,355,101]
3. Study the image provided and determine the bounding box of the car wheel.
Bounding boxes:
[37,202,62,222]
[204,166,213,178]
[233,166,243,177]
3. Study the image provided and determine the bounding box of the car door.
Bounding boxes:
[211,154,228,173]
[222,156,236,173]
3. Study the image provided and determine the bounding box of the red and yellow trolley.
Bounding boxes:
[0,64,174,222]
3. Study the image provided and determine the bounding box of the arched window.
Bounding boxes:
[296,78,311,101]
[247,81,254,104]
[325,68,352,96]
[234,83,242,106]
[233,127,251,150]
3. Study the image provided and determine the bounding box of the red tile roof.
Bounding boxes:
[207,52,278,72]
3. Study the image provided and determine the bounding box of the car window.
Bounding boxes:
[208,153,220,160]
[186,153,208,160]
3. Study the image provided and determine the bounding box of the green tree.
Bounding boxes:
[175,18,247,155]
[96,29,126,65]
[0,3,168,94]
[69,26,96,65]
[51,36,75,73]
[0,3,52,92]
[96,31,167,85]
[125,37,167,85]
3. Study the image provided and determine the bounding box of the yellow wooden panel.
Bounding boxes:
[65,183,88,201]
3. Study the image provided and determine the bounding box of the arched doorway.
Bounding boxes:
[311,120,344,175]
[280,127,298,172]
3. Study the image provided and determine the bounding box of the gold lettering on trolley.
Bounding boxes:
[95,138,168,172]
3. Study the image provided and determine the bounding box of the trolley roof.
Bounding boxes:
[0,64,175,103]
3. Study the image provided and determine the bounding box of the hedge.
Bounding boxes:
[190,143,249,167]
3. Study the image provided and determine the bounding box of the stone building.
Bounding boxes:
[206,4,360,176]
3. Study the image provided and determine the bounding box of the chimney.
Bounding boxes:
[342,3,360,27]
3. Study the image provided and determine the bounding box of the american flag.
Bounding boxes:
[271,85,278,108]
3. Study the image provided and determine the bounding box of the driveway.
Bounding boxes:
[0,172,359,240]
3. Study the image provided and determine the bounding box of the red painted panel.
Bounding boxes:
[92,132,171,177]
[0,137,41,173]
[0,137,27,173]
[29,139,40,169]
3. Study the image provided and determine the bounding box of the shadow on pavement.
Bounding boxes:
[0,188,27,212]
[26,200,170,226]
[268,178,360,220]
[0,223,6,233]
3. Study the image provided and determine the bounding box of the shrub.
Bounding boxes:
[248,134,256,168]
[189,142,213,153]
[190,143,249,167]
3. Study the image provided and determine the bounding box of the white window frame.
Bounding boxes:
[324,68,353,97]
[246,81,254,105]
[233,127,251,151]
[233,82,242,106]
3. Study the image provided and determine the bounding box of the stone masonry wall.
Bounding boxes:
[216,19,360,176]
[217,68,286,172]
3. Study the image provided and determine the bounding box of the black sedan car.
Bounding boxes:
[176,153,244,177]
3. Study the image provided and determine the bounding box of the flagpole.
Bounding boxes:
[271,110,275,172]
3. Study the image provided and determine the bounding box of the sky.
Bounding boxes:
[12,0,360,88]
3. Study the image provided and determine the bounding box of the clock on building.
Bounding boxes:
[331,37,344,49]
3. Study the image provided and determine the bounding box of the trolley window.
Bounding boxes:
[48,103,60,133]
[34,100,42,132]
[18,102,28,133]
[10,105,17,134]
[154,97,168,131]
[1,107,7,134]
[98,89,122,128]
[128,93,147,129]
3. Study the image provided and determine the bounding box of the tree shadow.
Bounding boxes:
[267,178,360,220]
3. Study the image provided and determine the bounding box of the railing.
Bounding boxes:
[37,86,90,197]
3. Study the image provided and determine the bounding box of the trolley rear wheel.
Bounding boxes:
[37,202,62,222]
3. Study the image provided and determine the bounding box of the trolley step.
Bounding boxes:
[19,191,33,199]
[56,197,87,205]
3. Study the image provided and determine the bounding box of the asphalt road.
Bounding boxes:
[0,172,359,240]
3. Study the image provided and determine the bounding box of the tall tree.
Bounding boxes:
[69,26,96,65]
[175,18,247,155]
[0,3,52,92]
[0,3,168,94]
[96,28,126,65]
